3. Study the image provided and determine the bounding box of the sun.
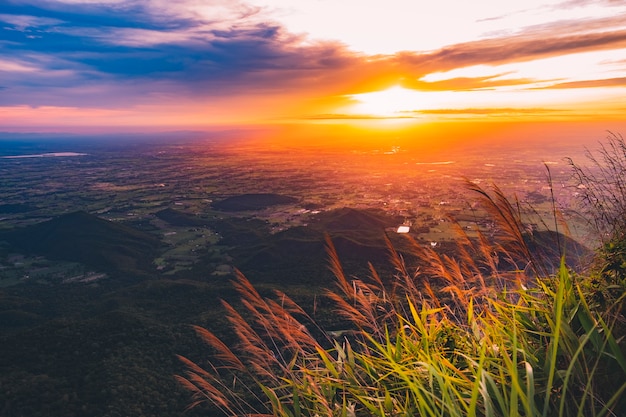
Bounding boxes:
[348,86,424,117]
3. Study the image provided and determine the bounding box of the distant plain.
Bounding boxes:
[0,134,598,416]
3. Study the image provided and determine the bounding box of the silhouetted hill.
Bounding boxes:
[309,207,400,233]
[230,208,407,284]
[208,216,271,247]
[212,193,298,211]
[155,208,211,227]
[0,211,162,276]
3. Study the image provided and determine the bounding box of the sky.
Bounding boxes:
[1,0,626,138]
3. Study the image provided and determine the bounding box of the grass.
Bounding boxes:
[568,132,626,284]
[178,149,626,416]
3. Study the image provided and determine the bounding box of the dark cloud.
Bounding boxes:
[0,0,360,106]
[398,28,626,74]
[0,0,193,30]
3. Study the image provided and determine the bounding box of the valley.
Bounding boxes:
[0,134,596,416]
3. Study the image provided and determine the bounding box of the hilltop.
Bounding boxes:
[0,211,162,277]
[212,193,298,211]
[211,207,407,284]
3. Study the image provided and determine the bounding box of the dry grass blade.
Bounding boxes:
[465,179,543,277]
[384,233,409,283]
[176,354,210,377]
[192,325,245,371]
[325,233,349,293]
[325,289,371,329]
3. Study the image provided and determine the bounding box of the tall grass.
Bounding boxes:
[568,132,626,244]
[568,131,626,285]
[177,181,626,417]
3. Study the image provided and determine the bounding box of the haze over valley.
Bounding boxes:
[0,131,602,415]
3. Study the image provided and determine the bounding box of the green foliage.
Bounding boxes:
[599,238,626,282]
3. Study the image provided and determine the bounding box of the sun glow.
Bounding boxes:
[348,86,425,118]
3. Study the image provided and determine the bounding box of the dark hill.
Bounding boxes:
[208,216,271,247]
[0,211,162,276]
[309,207,402,235]
[230,208,407,284]
[212,193,298,211]
[155,208,210,227]
[0,203,38,214]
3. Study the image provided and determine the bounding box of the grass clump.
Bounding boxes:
[178,140,626,417]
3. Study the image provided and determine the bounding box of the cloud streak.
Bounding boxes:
[538,77,626,89]
[398,25,626,76]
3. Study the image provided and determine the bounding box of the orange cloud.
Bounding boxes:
[538,77,626,89]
